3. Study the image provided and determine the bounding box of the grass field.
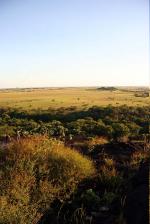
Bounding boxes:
[0,87,149,110]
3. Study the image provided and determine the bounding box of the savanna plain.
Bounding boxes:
[0,87,149,224]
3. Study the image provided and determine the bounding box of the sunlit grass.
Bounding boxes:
[0,136,95,224]
[0,88,149,110]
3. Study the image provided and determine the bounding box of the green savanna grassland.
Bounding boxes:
[0,87,149,110]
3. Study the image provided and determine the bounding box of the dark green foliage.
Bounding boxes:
[0,106,149,141]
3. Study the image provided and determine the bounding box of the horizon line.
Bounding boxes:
[0,85,149,90]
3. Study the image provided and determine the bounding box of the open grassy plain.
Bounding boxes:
[0,87,149,110]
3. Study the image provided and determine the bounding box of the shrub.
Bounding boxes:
[98,157,123,192]
[112,123,130,141]
[0,136,95,224]
[130,150,149,169]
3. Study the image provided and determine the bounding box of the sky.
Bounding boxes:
[0,0,149,88]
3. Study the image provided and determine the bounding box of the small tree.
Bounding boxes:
[112,123,130,142]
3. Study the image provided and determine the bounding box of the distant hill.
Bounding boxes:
[97,87,117,91]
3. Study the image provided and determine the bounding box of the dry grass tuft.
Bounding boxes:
[0,136,95,224]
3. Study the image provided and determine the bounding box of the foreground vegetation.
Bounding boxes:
[0,136,149,224]
[0,98,149,223]
[0,137,95,223]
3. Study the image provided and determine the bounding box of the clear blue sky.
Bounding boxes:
[0,0,149,88]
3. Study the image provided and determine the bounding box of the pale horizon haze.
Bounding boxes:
[0,0,149,88]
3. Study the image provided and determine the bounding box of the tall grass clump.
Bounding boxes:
[0,136,95,224]
[98,157,123,192]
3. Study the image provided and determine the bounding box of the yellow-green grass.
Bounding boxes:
[0,87,149,110]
